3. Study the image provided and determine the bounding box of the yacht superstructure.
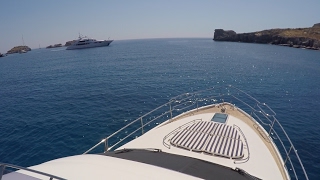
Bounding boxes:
[66,35,113,50]
[0,85,309,180]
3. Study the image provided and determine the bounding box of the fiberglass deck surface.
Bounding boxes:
[120,104,287,180]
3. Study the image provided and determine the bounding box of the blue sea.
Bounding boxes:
[0,38,319,179]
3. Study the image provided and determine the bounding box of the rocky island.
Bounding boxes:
[213,23,320,50]
[65,40,76,46]
[46,40,76,48]
[4,39,76,54]
[46,43,63,48]
[7,46,32,54]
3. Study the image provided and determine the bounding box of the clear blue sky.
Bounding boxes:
[1,0,319,52]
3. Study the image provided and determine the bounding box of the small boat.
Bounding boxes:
[20,35,28,53]
[66,35,113,50]
[0,85,309,179]
[19,50,27,54]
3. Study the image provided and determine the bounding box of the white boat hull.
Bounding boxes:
[66,40,113,50]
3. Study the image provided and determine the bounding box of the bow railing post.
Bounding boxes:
[140,117,144,135]
[169,102,173,120]
[104,138,108,152]
[284,145,293,165]
[0,164,6,180]
[268,118,276,135]
[196,99,199,111]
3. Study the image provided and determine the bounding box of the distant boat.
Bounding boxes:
[19,34,28,54]
[0,53,6,57]
[66,34,113,50]
[19,50,27,54]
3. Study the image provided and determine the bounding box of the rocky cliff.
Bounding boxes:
[65,40,77,46]
[46,43,63,48]
[7,46,32,54]
[213,23,320,50]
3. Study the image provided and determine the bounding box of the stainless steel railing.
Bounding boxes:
[0,162,66,180]
[233,124,250,164]
[83,85,308,180]
[162,119,202,149]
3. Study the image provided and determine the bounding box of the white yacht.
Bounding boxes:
[66,35,113,50]
[0,85,309,180]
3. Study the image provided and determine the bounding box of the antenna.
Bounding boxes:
[78,32,84,39]
[22,34,25,46]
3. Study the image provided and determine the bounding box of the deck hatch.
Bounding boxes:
[211,113,228,123]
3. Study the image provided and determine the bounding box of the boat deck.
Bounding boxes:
[120,104,288,180]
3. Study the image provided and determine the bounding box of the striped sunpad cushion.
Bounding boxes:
[169,121,244,159]
[184,132,210,151]
[170,128,188,146]
[210,123,240,140]
[170,129,210,151]
[213,138,244,158]
[204,135,244,158]
[203,134,222,154]
[187,121,217,134]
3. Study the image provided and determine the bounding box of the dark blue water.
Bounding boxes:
[0,39,319,179]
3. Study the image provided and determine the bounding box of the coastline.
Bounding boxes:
[213,23,320,51]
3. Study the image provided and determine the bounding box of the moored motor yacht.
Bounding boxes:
[0,85,309,179]
[66,35,113,50]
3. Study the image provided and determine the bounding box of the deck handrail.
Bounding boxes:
[0,162,66,180]
[83,85,308,180]
[233,124,250,164]
[162,119,202,149]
